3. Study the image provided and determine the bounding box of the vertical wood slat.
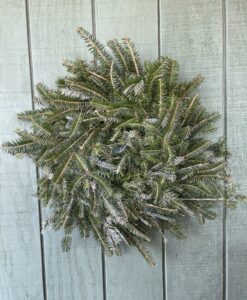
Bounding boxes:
[0,1,44,299]
[222,0,228,298]
[94,1,164,300]
[227,1,247,299]
[27,1,104,299]
[160,1,224,299]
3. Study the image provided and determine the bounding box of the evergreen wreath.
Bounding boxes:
[3,27,245,265]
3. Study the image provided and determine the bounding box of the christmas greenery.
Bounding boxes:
[2,27,245,265]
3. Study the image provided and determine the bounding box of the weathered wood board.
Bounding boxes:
[160,0,224,299]
[0,1,43,299]
[227,0,247,299]
[28,1,103,299]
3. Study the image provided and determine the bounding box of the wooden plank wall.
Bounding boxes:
[0,1,44,299]
[0,0,247,299]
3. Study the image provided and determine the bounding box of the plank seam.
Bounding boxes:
[91,1,107,299]
[157,1,167,299]
[25,1,47,299]
[222,0,228,299]
[157,0,161,59]
[162,238,167,300]
[101,250,107,300]
[91,0,96,40]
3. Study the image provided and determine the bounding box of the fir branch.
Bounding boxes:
[108,39,130,73]
[77,27,111,65]
[53,153,74,184]
[122,37,141,76]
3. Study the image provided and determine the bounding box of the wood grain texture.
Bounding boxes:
[160,1,224,299]
[95,1,163,300]
[0,1,43,299]
[95,0,158,61]
[227,1,247,298]
[28,1,103,299]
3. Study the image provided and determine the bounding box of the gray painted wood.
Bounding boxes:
[28,1,103,299]
[95,0,158,61]
[160,1,224,299]
[1,1,247,299]
[95,1,163,299]
[227,1,247,298]
[0,1,43,299]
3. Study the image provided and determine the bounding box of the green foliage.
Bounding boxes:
[2,28,245,265]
